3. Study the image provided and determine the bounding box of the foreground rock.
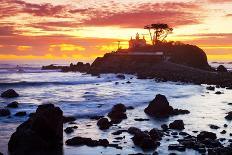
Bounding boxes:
[8,104,63,154]
[7,101,19,108]
[108,103,127,123]
[169,120,185,130]
[197,131,217,141]
[1,89,19,98]
[0,108,11,116]
[97,118,112,130]
[225,111,232,120]
[217,65,227,72]
[66,136,122,149]
[144,94,189,117]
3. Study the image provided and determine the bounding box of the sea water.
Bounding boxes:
[0,63,231,155]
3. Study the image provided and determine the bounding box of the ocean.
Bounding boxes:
[0,63,231,155]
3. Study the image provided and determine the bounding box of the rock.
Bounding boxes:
[0,108,11,117]
[1,89,19,98]
[7,101,19,108]
[64,126,77,134]
[8,104,63,154]
[97,118,112,130]
[217,65,227,72]
[116,74,125,79]
[169,120,185,130]
[108,104,127,123]
[225,111,232,120]
[161,124,168,131]
[172,109,190,115]
[215,91,223,94]
[197,131,217,141]
[220,130,226,134]
[126,81,131,84]
[63,116,76,123]
[134,118,150,121]
[0,152,3,155]
[209,124,220,129]
[224,124,228,128]
[112,130,127,135]
[89,115,104,120]
[128,127,142,135]
[149,128,163,141]
[168,144,186,152]
[144,94,173,117]
[206,86,215,91]
[132,132,157,150]
[14,111,26,117]
[126,106,134,110]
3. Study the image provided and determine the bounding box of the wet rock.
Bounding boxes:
[168,144,186,152]
[225,111,232,120]
[215,91,223,94]
[217,65,228,72]
[7,101,19,108]
[206,86,215,91]
[172,109,190,115]
[89,115,104,120]
[63,116,76,123]
[108,104,127,123]
[116,74,125,79]
[0,108,11,117]
[112,130,127,135]
[128,127,142,135]
[220,130,226,134]
[149,128,163,141]
[64,127,76,134]
[126,106,134,110]
[134,118,149,121]
[209,124,220,129]
[132,132,158,150]
[169,120,185,130]
[97,118,112,130]
[161,124,168,131]
[0,152,3,155]
[144,94,173,117]
[8,104,63,154]
[14,111,26,117]
[224,124,228,128]
[1,89,19,98]
[197,131,217,141]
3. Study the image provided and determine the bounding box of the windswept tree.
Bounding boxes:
[144,24,173,45]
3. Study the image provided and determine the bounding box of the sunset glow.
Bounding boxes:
[0,0,232,62]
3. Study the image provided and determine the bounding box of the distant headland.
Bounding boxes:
[42,23,232,88]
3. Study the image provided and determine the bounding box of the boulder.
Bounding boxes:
[209,124,220,130]
[7,101,19,108]
[149,128,163,141]
[64,126,78,134]
[206,86,215,91]
[128,127,142,135]
[8,104,63,154]
[132,132,158,150]
[0,108,11,117]
[14,111,26,117]
[97,118,112,130]
[116,74,125,79]
[1,89,19,98]
[108,104,127,123]
[144,94,173,117]
[169,120,185,130]
[217,65,227,72]
[225,111,232,120]
[197,131,217,141]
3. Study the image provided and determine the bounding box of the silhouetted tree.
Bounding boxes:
[144,24,173,45]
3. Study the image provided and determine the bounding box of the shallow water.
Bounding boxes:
[0,64,231,155]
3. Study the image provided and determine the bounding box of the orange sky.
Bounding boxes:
[0,0,232,63]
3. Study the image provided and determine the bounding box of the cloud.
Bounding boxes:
[226,14,232,17]
[208,0,232,3]
[17,45,32,51]
[49,44,85,52]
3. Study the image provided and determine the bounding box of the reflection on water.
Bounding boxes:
[0,67,231,154]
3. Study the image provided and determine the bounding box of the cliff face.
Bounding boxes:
[89,44,210,75]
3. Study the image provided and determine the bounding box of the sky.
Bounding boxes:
[0,0,232,63]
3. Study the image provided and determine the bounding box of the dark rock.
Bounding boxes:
[149,128,163,141]
[206,86,215,91]
[0,108,11,116]
[168,144,186,152]
[134,118,149,121]
[14,111,26,117]
[63,116,76,123]
[225,111,232,120]
[126,106,134,110]
[128,127,142,135]
[108,104,127,123]
[1,89,19,98]
[209,124,220,129]
[220,130,226,134]
[172,109,190,115]
[161,124,168,131]
[215,91,223,94]
[97,118,112,130]
[217,65,227,72]
[64,127,74,134]
[89,115,104,120]
[8,104,63,154]
[144,94,173,117]
[112,130,127,135]
[126,81,131,84]
[197,131,217,141]
[132,132,158,150]
[0,152,3,155]
[224,124,228,128]
[169,120,185,130]
[116,74,125,79]
[7,101,19,108]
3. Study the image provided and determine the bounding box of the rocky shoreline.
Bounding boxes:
[1,88,232,155]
